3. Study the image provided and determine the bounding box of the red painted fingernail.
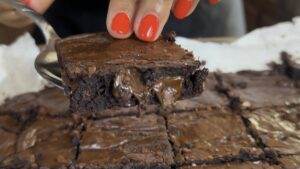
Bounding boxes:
[21,0,31,6]
[111,12,131,35]
[138,14,159,42]
[173,0,193,19]
[209,0,220,5]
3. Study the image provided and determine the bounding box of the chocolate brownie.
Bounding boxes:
[216,71,300,110]
[1,116,76,168]
[0,88,69,123]
[244,106,300,155]
[279,155,300,169]
[0,115,21,133]
[173,74,229,111]
[87,74,228,119]
[56,33,208,114]
[167,108,262,165]
[77,114,174,168]
[180,162,281,169]
[0,128,17,162]
[280,52,300,80]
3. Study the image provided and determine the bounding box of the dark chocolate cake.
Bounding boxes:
[1,51,300,168]
[56,33,208,115]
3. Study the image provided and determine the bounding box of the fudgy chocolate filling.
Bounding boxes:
[113,68,184,107]
[113,68,150,106]
[153,77,183,107]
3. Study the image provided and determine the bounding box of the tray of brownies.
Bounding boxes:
[0,29,299,169]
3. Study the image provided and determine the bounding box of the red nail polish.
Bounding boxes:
[209,0,220,5]
[138,14,159,42]
[111,12,131,35]
[173,0,193,19]
[21,0,31,6]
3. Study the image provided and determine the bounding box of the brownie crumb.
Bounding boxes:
[165,31,177,43]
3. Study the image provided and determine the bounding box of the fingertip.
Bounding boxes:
[107,12,133,39]
[134,13,160,42]
[172,0,193,19]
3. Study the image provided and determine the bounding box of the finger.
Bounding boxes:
[172,0,200,19]
[134,0,173,42]
[0,8,32,28]
[22,0,54,14]
[107,0,137,39]
[209,0,221,5]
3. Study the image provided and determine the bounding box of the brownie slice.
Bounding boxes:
[56,33,208,114]
[180,162,281,169]
[0,115,21,133]
[0,128,17,162]
[77,114,174,168]
[167,108,262,165]
[216,71,300,110]
[243,106,300,155]
[0,88,69,124]
[279,155,300,169]
[1,116,76,168]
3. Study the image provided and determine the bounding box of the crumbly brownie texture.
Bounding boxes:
[180,162,281,169]
[0,88,69,124]
[57,33,208,114]
[0,128,17,162]
[279,155,300,169]
[86,73,228,119]
[216,70,300,110]
[167,108,262,165]
[1,116,76,168]
[244,106,300,155]
[77,114,174,168]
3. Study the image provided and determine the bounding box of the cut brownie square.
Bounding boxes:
[167,108,261,165]
[0,115,21,133]
[244,106,300,155]
[216,71,300,110]
[279,155,300,169]
[180,162,281,169]
[56,33,208,114]
[0,88,69,123]
[77,114,174,168]
[1,116,76,168]
[0,128,17,162]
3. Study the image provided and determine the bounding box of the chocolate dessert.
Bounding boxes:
[216,71,300,110]
[279,155,300,169]
[1,116,76,168]
[167,108,262,165]
[0,88,69,124]
[77,114,174,168]
[56,33,208,114]
[243,106,300,155]
[180,162,281,169]
[0,128,17,162]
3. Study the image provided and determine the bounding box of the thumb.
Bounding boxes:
[22,0,54,14]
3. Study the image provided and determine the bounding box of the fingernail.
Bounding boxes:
[138,14,159,42]
[111,12,131,35]
[173,0,193,19]
[21,0,31,6]
[209,0,220,5]
[22,0,31,6]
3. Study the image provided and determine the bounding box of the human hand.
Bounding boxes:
[0,0,220,41]
[107,0,220,42]
[0,0,54,28]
